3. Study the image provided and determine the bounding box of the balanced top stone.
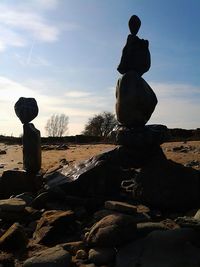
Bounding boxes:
[128,15,141,36]
[117,15,151,76]
[14,97,39,124]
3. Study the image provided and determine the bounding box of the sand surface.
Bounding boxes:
[0,141,200,175]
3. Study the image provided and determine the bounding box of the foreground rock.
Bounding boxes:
[0,223,28,251]
[116,228,200,267]
[0,170,41,198]
[86,214,137,247]
[23,246,71,267]
[33,210,75,245]
[88,247,116,265]
[0,198,26,211]
[44,148,125,199]
[131,148,200,210]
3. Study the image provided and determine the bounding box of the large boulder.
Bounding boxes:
[132,149,200,210]
[116,71,157,127]
[86,214,137,247]
[33,210,75,245]
[44,148,125,199]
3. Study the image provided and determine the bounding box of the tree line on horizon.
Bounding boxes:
[45,111,117,138]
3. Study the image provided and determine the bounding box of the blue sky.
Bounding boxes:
[0,0,199,136]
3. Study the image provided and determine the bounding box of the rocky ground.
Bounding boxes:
[0,141,200,175]
[0,141,199,266]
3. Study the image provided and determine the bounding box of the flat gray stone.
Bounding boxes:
[23,246,71,267]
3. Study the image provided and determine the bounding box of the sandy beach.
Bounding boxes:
[0,141,200,176]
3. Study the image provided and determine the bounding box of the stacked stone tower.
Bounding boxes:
[14,97,41,174]
[115,15,167,168]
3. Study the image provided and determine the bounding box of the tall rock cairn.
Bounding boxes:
[116,15,167,168]
[14,97,41,174]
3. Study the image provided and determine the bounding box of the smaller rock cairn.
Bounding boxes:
[14,97,41,174]
[115,15,167,168]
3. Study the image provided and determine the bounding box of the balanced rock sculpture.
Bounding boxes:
[45,15,200,211]
[14,97,41,174]
[115,14,165,155]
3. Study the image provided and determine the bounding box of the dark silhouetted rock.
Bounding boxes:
[117,15,150,75]
[0,198,26,211]
[14,97,38,124]
[132,149,200,210]
[0,206,39,222]
[33,210,75,245]
[0,170,39,198]
[116,71,157,127]
[23,246,71,267]
[86,214,137,247]
[88,247,116,265]
[0,223,28,251]
[128,15,141,36]
[23,123,41,173]
[116,145,162,169]
[116,228,200,267]
[116,124,168,147]
[44,148,125,199]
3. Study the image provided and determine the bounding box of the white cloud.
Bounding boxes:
[65,91,92,98]
[15,53,51,67]
[0,76,111,136]
[0,77,199,137]
[0,2,78,52]
[0,26,27,51]
[0,4,60,46]
[148,82,200,129]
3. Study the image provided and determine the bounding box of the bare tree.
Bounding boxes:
[82,111,117,137]
[45,114,69,137]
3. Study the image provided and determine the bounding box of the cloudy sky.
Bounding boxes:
[0,0,199,136]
